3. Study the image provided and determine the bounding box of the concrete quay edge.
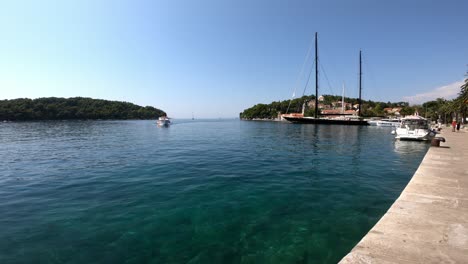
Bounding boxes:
[339,129,468,264]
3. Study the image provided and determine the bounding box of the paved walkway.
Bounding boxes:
[340,129,468,263]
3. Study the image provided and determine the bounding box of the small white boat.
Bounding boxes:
[368,120,379,126]
[157,116,171,127]
[368,118,400,127]
[395,115,435,141]
[377,118,400,127]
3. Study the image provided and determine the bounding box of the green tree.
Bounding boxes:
[399,106,415,116]
[372,103,384,116]
[458,73,468,123]
[0,97,166,121]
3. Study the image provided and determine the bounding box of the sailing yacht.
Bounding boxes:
[283,33,368,126]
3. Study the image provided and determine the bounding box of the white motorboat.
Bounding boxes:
[368,118,400,127]
[377,118,400,127]
[368,120,379,126]
[395,115,435,141]
[157,116,171,127]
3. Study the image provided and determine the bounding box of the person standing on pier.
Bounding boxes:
[456,121,461,132]
[452,120,457,132]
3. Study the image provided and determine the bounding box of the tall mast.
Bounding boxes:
[342,82,345,114]
[314,32,319,118]
[358,50,362,117]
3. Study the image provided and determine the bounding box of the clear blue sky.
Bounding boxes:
[1,0,467,118]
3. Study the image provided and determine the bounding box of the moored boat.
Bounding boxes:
[368,118,400,127]
[284,116,368,125]
[368,119,379,126]
[377,119,400,127]
[282,33,368,126]
[395,115,435,141]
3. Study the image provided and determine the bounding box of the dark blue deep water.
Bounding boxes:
[0,120,429,264]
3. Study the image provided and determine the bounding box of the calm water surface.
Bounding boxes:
[0,120,429,263]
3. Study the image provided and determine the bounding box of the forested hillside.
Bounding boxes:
[0,97,166,121]
[239,95,408,119]
[240,95,315,119]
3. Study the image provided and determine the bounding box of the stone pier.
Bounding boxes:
[340,129,468,263]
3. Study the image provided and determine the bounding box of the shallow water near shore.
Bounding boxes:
[0,120,429,263]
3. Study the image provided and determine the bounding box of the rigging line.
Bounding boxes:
[319,44,343,88]
[285,58,315,114]
[292,36,315,98]
[286,37,315,114]
[355,65,361,103]
[301,57,316,98]
[319,62,335,96]
[285,97,292,114]
[362,56,378,101]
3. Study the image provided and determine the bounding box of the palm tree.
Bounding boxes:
[459,73,468,123]
[439,99,457,124]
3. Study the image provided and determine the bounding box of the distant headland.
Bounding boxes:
[240,94,410,120]
[240,93,467,124]
[0,97,166,121]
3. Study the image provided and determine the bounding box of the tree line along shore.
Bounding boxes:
[0,97,166,121]
[240,77,468,123]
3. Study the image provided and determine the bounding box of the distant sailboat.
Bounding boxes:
[341,82,345,114]
[283,33,368,125]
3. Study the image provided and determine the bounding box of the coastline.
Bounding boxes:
[339,129,468,263]
[240,118,285,122]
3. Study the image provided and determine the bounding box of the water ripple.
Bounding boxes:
[0,120,428,264]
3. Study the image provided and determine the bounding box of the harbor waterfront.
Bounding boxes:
[340,129,468,263]
[0,120,430,263]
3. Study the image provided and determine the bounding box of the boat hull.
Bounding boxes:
[283,116,369,125]
[395,129,435,141]
[395,115,435,141]
[157,118,171,127]
[368,120,400,127]
[377,121,399,127]
[157,122,170,127]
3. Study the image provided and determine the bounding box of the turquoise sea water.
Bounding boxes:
[0,120,429,264]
